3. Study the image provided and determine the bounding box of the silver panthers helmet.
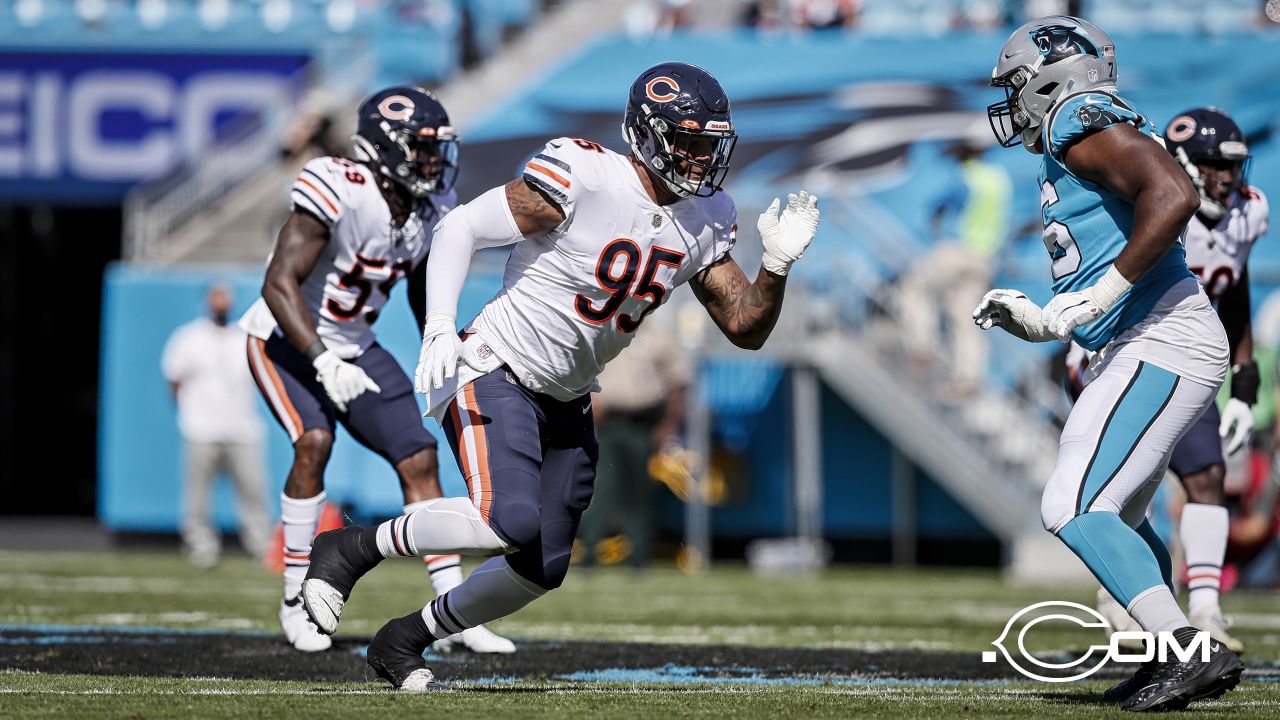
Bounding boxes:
[988,16,1117,152]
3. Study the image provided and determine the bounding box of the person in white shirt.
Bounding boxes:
[162,284,269,569]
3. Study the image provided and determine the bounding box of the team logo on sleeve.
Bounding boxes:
[377,95,415,121]
[1076,104,1121,129]
[645,77,680,103]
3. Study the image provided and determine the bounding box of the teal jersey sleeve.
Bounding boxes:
[1043,92,1148,162]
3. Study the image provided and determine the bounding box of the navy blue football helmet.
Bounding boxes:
[622,62,736,198]
[1163,107,1249,220]
[352,86,459,197]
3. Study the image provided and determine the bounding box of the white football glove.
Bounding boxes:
[759,191,820,276]
[972,289,1055,343]
[415,312,464,393]
[1219,397,1254,456]
[1040,266,1132,342]
[313,350,381,412]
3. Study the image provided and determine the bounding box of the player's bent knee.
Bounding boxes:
[396,448,441,488]
[1182,465,1225,505]
[506,547,571,591]
[293,429,333,465]
[1039,478,1077,535]
[293,425,332,453]
[538,552,572,591]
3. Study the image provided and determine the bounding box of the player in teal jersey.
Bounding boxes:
[973,16,1242,712]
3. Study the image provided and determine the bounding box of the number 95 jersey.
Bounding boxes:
[240,156,456,359]
[469,137,736,400]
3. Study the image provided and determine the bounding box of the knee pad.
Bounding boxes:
[1040,479,1076,535]
[1182,465,1225,504]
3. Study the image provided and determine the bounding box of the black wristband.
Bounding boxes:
[1231,361,1260,405]
[303,340,327,363]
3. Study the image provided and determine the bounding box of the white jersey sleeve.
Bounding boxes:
[697,193,737,273]
[521,137,611,223]
[290,157,351,228]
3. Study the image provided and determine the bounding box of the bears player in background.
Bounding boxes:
[973,17,1243,711]
[1093,107,1265,655]
[239,87,512,655]
[297,61,820,691]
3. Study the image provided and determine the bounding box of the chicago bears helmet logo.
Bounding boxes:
[645,76,680,103]
[378,95,415,121]
[1166,115,1197,143]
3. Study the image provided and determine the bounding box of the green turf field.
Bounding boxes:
[1,549,1276,718]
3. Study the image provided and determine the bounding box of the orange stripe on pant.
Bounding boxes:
[246,337,304,442]
[450,384,494,524]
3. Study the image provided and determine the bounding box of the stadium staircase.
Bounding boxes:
[722,187,1091,582]
[125,0,634,266]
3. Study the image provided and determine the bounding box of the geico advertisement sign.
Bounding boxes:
[0,56,305,186]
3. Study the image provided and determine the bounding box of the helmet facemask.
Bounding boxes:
[1175,144,1249,221]
[628,105,736,198]
[988,60,1056,152]
[354,122,459,198]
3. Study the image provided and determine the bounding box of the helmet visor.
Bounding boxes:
[658,120,736,197]
[405,126,459,194]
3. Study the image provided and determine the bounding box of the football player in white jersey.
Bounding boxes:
[1091,107,1266,654]
[240,87,512,655]
[298,62,820,690]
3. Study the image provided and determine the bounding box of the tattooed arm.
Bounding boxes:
[690,255,787,350]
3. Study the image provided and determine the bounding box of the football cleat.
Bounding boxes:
[1102,658,1158,703]
[301,525,383,635]
[431,624,517,654]
[1190,607,1244,654]
[367,611,446,692]
[1096,587,1145,652]
[1120,631,1243,712]
[279,596,332,652]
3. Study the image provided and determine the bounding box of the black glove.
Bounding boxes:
[1231,361,1260,405]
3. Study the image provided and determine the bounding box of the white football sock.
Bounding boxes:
[375,496,510,558]
[280,491,326,601]
[403,500,466,597]
[1128,585,1189,634]
[1181,503,1229,615]
[420,556,544,639]
[425,554,464,597]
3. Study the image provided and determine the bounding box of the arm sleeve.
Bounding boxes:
[1044,93,1144,162]
[424,185,524,321]
[290,157,347,229]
